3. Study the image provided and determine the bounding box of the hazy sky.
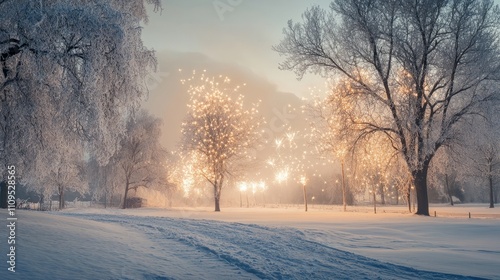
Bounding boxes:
[141,0,500,98]
[141,0,331,97]
[140,0,500,151]
[140,0,331,149]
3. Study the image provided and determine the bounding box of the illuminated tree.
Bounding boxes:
[304,89,355,211]
[267,129,300,204]
[388,157,414,209]
[353,134,398,213]
[181,72,262,212]
[169,150,208,201]
[275,0,500,215]
[266,125,319,208]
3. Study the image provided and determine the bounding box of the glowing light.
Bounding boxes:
[258,181,266,191]
[275,169,289,184]
[238,181,266,194]
[238,182,248,192]
[300,175,308,186]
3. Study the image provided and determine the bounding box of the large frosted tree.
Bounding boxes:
[0,0,160,183]
[181,73,261,212]
[275,0,500,215]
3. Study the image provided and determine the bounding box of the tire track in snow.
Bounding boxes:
[60,213,486,280]
[52,213,259,280]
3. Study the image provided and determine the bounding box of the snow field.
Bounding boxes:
[1,205,498,279]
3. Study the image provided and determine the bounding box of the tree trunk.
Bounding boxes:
[303,184,308,212]
[373,185,377,214]
[413,162,430,216]
[58,185,65,210]
[214,191,221,212]
[445,174,454,206]
[395,187,399,205]
[104,191,107,209]
[379,184,385,205]
[341,160,346,212]
[121,179,129,209]
[489,172,494,209]
[212,172,225,212]
[39,192,44,211]
[214,182,221,212]
[407,182,411,213]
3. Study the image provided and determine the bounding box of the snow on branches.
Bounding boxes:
[275,0,500,215]
[0,0,159,179]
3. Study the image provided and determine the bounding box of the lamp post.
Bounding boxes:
[300,175,308,212]
[238,182,248,208]
[341,159,347,212]
[276,169,288,206]
[336,146,348,212]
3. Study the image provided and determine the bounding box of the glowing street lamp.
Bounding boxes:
[336,146,348,212]
[300,175,308,212]
[238,182,249,208]
[275,169,289,205]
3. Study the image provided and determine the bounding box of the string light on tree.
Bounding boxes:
[181,70,262,212]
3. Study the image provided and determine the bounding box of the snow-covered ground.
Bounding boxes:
[1,205,499,279]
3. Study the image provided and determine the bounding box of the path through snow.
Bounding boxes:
[1,209,495,279]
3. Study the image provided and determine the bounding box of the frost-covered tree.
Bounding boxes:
[181,72,262,212]
[44,157,87,210]
[474,144,500,208]
[275,0,500,215]
[28,142,87,210]
[464,112,500,208]
[18,79,90,209]
[88,158,123,208]
[0,0,160,181]
[112,110,166,209]
[428,147,465,205]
